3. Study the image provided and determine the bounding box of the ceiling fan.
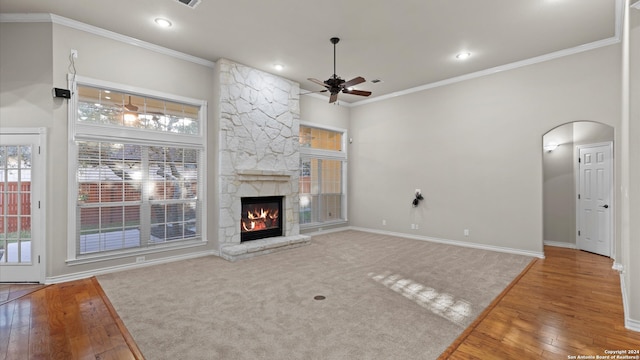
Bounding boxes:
[118,96,165,117]
[118,96,139,112]
[308,37,372,104]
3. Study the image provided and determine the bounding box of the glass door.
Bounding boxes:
[0,132,43,282]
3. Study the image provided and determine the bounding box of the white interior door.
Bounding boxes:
[0,131,44,282]
[577,143,612,257]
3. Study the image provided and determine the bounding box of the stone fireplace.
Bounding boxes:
[217,59,310,261]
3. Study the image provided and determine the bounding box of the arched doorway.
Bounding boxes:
[542,121,614,256]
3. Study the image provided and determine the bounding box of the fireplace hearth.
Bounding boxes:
[241,196,283,242]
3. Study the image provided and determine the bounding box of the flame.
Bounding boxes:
[241,208,279,232]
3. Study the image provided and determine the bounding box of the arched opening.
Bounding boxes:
[542,121,614,255]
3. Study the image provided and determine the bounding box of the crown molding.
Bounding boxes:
[0,13,215,68]
[351,0,625,107]
[351,37,620,107]
[2,0,625,105]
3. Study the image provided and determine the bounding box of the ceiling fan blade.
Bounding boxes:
[329,93,338,103]
[343,89,372,97]
[300,89,328,95]
[308,78,330,88]
[342,76,365,88]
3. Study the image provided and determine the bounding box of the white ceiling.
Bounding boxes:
[0,0,619,103]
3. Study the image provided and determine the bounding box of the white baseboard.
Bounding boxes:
[619,273,640,332]
[302,225,352,236]
[45,250,218,284]
[543,240,577,249]
[348,226,545,259]
[627,317,640,332]
[613,262,624,272]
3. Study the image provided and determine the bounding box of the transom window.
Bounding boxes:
[299,124,347,226]
[77,86,200,135]
[68,79,206,262]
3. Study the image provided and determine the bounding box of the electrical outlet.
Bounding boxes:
[464,229,469,236]
[71,49,78,59]
[382,219,386,226]
[136,256,145,263]
[415,224,419,229]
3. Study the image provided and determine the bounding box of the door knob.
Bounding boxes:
[600,204,609,208]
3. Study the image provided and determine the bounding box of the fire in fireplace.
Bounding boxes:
[241,196,283,242]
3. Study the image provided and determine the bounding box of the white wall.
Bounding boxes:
[0,21,217,280]
[300,95,351,130]
[0,22,53,125]
[543,124,575,245]
[348,44,621,255]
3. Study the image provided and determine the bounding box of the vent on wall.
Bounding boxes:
[175,0,201,8]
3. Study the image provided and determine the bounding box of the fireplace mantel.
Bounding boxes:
[237,169,295,182]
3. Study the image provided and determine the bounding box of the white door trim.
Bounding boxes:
[575,141,614,258]
[0,127,47,283]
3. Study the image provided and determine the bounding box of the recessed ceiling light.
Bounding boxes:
[154,18,173,28]
[273,64,284,71]
[456,52,472,60]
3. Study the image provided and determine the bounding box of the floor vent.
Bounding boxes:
[175,0,201,8]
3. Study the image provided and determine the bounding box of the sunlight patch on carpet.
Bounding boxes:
[369,271,472,326]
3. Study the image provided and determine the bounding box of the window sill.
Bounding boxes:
[66,239,207,266]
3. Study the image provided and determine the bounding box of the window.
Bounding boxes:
[68,79,206,261]
[299,124,347,226]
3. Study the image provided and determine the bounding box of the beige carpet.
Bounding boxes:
[97,230,532,360]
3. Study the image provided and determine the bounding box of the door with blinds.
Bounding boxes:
[0,131,44,283]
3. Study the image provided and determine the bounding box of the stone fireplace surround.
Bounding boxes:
[217,59,310,261]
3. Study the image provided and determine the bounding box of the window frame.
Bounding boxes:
[299,122,348,229]
[66,75,208,264]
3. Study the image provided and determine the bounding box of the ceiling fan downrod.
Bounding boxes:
[331,37,340,80]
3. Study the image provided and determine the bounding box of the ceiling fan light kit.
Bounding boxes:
[307,37,372,103]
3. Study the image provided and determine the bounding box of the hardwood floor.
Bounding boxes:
[0,278,142,360]
[1,246,639,359]
[442,246,640,359]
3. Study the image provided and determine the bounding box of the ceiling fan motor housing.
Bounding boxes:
[324,77,345,94]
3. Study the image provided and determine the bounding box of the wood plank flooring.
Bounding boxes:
[1,246,639,359]
[442,246,640,359]
[0,278,142,360]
